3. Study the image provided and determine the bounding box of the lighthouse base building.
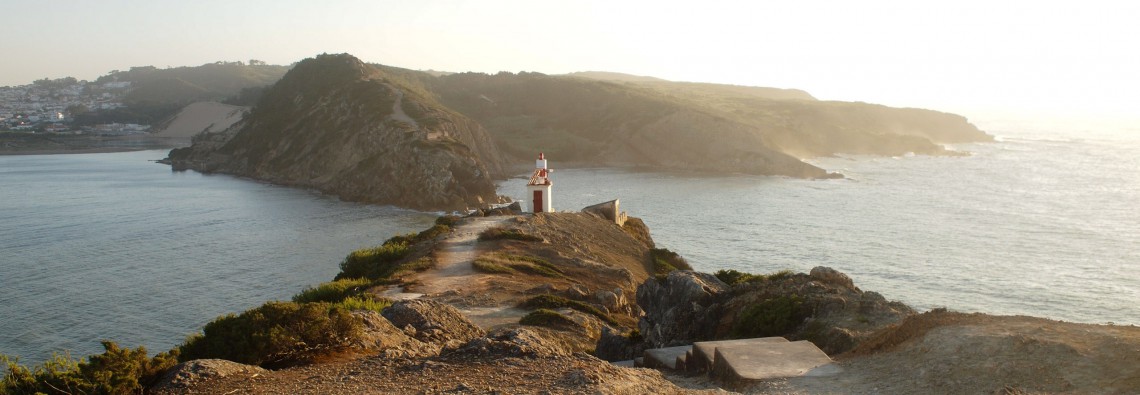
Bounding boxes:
[527,153,553,213]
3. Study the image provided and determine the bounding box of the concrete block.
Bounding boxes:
[691,337,789,372]
[641,345,692,370]
[710,340,832,384]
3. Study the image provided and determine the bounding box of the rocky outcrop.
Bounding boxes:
[381,299,486,349]
[636,271,731,348]
[152,359,266,391]
[632,267,913,356]
[165,54,506,211]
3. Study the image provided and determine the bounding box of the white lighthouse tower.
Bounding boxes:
[527,152,553,213]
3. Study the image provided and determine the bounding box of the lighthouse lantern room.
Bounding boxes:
[527,153,553,213]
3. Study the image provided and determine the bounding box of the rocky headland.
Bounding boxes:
[150,53,994,211]
[164,54,507,211]
[95,210,1135,394]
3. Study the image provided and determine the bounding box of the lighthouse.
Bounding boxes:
[527,152,553,213]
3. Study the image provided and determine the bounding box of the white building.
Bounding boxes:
[527,153,553,213]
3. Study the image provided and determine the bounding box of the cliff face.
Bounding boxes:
[166,54,506,211]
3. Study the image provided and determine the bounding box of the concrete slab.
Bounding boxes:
[710,340,832,383]
[690,337,788,372]
[642,345,693,370]
[610,360,636,368]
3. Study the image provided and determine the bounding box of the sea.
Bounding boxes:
[2,118,1138,364]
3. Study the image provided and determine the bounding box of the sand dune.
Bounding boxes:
[153,102,247,138]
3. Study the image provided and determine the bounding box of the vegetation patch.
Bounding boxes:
[650,248,692,275]
[178,301,362,366]
[714,269,795,286]
[472,258,513,274]
[478,226,544,242]
[336,295,392,313]
[519,309,579,329]
[434,215,462,228]
[471,253,564,278]
[293,278,374,304]
[731,295,807,338]
[337,237,411,280]
[519,294,617,325]
[416,224,452,241]
[1,341,178,395]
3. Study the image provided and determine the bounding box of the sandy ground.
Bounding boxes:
[152,102,247,138]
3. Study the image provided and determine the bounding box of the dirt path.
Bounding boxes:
[415,216,510,296]
[388,88,419,129]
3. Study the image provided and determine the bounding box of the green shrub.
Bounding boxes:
[478,227,543,242]
[434,215,462,227]
[471,253,564,278]
[519,294,617,325]
[714,269,795,286]
[335,296,392,313]
[472,258,513,274]
[178,301,362,366]
[519,309,578,328]
[650,248,691,275]
[415,224,451,241]
[1,341,178,395]
[731,296,806,338]
[293,278,373,303]
[336,239,411,280]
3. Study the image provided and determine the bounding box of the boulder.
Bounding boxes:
[151,359,266,391]
[454,327,572,358]
[636,271,730,348]
[351,310,436,357]
[382,299,486,349]
[810,266,855,290]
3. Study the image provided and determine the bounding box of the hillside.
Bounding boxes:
[413,70,989,177]
[97,62,289,106]
[165,54,507,211]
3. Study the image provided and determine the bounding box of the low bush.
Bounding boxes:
[415,224,451,241]
[293,278,373,303]
[650,248,692,275]
[478,227,543,242]
[714,269,795,286]
[336,239,411,280]
[178,301,362,366]
[434,215,462,227]
[335,295,391,313]
[519,294,617,325]
[731,295,806,338]
[1,341,178,395]
[471,253,564,278]
[472,258,513,274]
[519,309,578,328]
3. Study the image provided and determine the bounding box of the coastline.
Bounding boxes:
[0,134,187,156]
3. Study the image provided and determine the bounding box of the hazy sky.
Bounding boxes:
[4,0,1138,122]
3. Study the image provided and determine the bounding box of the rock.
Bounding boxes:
[351,311,436,357]
[526,283,557,295]
[810,266,856,290]
[382,299,486,347]
[151,359,266,391]
[636,271,730,348]
[564,284,591,300]
[593,327,648,362]
[454,327,572,358]
[507,201,522,212]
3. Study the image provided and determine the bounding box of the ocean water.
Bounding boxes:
[498,121,1140,325]
[0,150,436,364]
[2,120,1137,365]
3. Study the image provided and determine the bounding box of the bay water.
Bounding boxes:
[2,119,1137,364]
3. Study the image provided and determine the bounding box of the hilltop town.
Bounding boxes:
[0,77,150,135]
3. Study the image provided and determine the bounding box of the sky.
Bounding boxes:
[4,0,1138,124]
